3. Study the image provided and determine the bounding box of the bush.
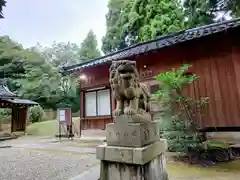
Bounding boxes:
[153,64,209,154]
[29,105,44,123]
[0,109,12,123]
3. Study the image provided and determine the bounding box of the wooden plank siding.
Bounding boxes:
[135,29,240,128]
[81,117,112,130]
[78,29,240,129]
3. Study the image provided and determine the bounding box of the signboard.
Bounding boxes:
[59,109,66,122]
[57,108,74,140]
[57,108,72,125]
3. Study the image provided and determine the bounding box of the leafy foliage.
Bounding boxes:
[102,0,127,54]
[0,36,79,111]
[0,29,101,112]
[154,64,209,153]
[102,0,238,54]
[184,0,240,27]
[121,0,185,45]
[209,0,240,17]
[183,0,216,28]
[102,0,185,53]
[78,30,101,62]
[0,0,6,18]
[37,42,82,67]
[29,105,44,123]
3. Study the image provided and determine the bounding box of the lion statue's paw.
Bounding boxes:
[113,109,123,116]
[124,107,136,116]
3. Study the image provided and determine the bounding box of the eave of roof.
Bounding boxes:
[0,79,18,98]
[2,98,38,105]
[62,17,240,73]
[0,79,38,106]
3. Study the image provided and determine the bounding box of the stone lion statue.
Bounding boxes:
[109,60,151,120]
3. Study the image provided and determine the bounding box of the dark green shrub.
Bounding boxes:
[153,64,209,153]
[29,105,44,123]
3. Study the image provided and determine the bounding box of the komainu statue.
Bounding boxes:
[109,60,151,122]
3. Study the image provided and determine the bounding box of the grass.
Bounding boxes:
[26,117,80,136]
[167,159,240,179]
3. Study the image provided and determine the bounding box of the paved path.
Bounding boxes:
[0,146,99,180]
[13,143,96,154]
[0,136,100,180]
[69,165,100,180]
[1,136,239,180]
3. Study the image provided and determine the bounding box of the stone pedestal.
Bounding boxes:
[96,115,169,180]
[106,121,159,147]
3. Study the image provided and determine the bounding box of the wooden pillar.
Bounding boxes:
[11,107,17,132]
[11,107,27,133]
[79,90,84,137]
[21,107,27,132]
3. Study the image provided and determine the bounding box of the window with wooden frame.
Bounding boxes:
[85,89,111,117]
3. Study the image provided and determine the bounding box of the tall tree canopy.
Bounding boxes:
[0,0,6,18]
[101,0,127,54]
[102,0,185,54]
[78,30,101,62]
[120,0,185,45]
[211,0,240,17]
[183,0,240,27]
[183,0,215,28]
[102,0,239,54]
[0,36,80,111]
[36,41,82,67]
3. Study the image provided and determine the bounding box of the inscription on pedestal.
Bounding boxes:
[144,128,150,141]
[106,121,159,147]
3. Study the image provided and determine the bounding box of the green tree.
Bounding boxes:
[32,42,81,112]
[22,46,79,111]
[14,48,62,109]
[0,36,30,92]
[78,30,101,61]
[183,0,216,28]
[210,0,240,17]
[36,42,81,67]
[183,0,239,27]
[0,35,80,112]
[0,0,6,18]
[101,0,127,54]
[102,0,185,53]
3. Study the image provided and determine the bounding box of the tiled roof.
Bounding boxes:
[0,79,18,98]
[2,98,38,105]
[0,79,38,106]
[62,17,240,73]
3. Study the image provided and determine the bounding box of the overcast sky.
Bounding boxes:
[0,0,109,48]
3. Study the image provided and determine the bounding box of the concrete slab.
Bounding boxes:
[68,164,100,180]
[97,139,167,165]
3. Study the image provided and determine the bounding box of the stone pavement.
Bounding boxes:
[0,136,101,180]
[69,164,100,180]
[13,143,96,154]
[0,136,104,154]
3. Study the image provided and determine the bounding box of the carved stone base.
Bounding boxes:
[97,140,168,180]
[106,121,159,147]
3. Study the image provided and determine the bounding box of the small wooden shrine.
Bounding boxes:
[0,79,37,133]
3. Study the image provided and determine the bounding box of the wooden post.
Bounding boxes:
[79,89,84,138]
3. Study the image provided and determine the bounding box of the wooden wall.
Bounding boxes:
[136,28,240,128]
[78,28,240,129]
[78,63,110,89]
[81,117,112,130]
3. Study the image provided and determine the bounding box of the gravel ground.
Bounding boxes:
[0,147,99,180]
